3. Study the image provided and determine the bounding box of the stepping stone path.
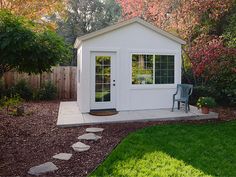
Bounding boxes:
[86,127,104,133]
[28,162,58,176]
[72,142,91,152]
[78,133,102,141]
[28,127,104,175]
[53,153,72,160]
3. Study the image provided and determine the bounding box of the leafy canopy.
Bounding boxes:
[0,10,72,77]
[0,0,67,30]
[117,0,233,39]
[57,0,121,44]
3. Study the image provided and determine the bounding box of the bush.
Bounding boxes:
[197,97,216,108]
[189,86,215,105]
[36,81,57,100]
[0,94,24,116]
[190,84,236,107]
[10,80,33,100]
[207,57,236,106]
[183,55,236,107]
[182,69,195,85]
[222,88,236,106]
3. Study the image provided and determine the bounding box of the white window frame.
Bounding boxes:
[129,50,178,90]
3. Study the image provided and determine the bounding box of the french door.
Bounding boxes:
[90,52,116,110]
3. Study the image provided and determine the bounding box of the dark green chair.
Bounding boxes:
[171,84,193,113]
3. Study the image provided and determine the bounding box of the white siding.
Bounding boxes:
[76,46,82,110]
[78,22,182,113]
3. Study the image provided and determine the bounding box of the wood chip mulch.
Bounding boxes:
[0,101,235,177]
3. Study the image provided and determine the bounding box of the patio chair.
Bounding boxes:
[171,84,193,113]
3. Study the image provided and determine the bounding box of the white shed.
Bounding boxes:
[74,17,186,113]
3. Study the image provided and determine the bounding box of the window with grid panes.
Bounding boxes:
[132,54,174,85]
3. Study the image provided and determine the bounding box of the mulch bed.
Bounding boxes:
[0,101,235,177]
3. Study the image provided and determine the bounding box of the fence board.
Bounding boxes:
[2,66,77,100]
[65,67,70,99]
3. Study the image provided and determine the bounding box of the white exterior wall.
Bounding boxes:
[78,22,182,113]
[77,46,82,110]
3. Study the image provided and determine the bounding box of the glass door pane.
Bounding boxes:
[95,56,111,102]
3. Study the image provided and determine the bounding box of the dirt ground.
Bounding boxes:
[0,101,235,177]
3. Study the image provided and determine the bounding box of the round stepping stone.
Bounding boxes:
[28,162,58,176]
[53,153,72,160]
[78,133,102,141]
[86,127,104,133]
[72,142,90,152]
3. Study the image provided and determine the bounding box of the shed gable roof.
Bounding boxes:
[74,17,186,48]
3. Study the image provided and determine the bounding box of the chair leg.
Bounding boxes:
[185,101,188,113]
[188,103,190,111]
[178,101,180,110]
[171,100,175,112]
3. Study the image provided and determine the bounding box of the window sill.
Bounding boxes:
[130,84,177,90]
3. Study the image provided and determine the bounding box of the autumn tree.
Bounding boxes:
[0,0,67,29]
[117,0,233,40]
[189,35,236,77]
[0,11,72,78]
[222,3,236,48]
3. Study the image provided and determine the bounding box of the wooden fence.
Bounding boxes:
[3,66,77,100]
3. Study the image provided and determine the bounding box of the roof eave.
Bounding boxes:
[74,38,81,48]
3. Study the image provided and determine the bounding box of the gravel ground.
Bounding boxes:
[0,101,235,177]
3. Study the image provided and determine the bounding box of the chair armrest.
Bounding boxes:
[173,92,177,99]
[173,87,179,96]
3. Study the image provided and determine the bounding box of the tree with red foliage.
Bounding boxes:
[189,35,236,79]
[117,0,235,80]
[117,0,233,39]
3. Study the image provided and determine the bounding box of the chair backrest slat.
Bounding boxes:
[177,84,193,99]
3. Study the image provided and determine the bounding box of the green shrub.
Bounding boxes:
[182,55,236,107]
[10,80,33,100]
[197,97,217,108]
[189,86,215,105]
[190,84,235,107]
[182,69,195,85]
[208,57,236,106]
[0,94,24,116]
[36,81,57,100]
[222,88,236,106]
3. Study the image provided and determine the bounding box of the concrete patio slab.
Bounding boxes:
[57,102,218,127]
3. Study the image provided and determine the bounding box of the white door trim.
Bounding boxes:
[90,52,117,110]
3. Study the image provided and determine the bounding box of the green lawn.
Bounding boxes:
[91,121,236,177]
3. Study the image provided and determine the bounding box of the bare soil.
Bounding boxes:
[0,101,235,177]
